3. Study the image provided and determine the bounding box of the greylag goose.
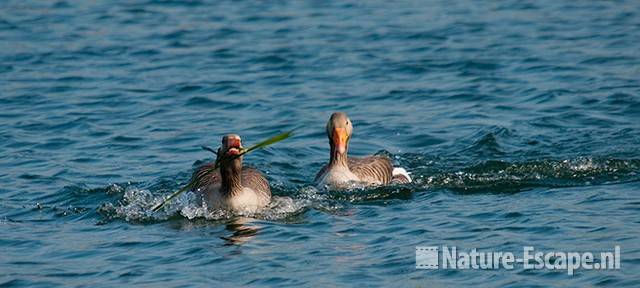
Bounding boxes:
[192,134,271,212]
[315,112,412,189]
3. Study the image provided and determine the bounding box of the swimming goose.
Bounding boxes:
[192,134,271,212]
[314,112,412,189]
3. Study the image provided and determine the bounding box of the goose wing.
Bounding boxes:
[241,167,272,200]
[191,163,221,190]
[348,155,393,184]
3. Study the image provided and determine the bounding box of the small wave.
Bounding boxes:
[184,96,230,108]
[461,131,506,157]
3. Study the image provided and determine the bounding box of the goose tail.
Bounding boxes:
[391,167,412,184]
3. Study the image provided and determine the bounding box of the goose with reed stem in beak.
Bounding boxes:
[192,134,271,212]
[315,112,412,189]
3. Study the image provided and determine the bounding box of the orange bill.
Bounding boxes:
[332,127,348,154]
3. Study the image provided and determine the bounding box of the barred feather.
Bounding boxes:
[348,156,393,184]
[191,163,271,200]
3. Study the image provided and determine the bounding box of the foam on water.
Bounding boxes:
[415,157,640,192]
[98,186,310,223]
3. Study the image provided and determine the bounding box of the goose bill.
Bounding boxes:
[332,127,348,154]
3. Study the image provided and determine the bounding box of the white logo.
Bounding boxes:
[416,245,620,275]
[415,246,439,269]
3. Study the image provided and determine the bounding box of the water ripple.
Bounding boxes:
[1,0,639,286]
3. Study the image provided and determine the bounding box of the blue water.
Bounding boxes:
[1,0,639,286]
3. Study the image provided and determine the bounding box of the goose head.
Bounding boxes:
[220,134,243,172]
[326,112,353,157]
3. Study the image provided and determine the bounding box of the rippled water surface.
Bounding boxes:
[1,0,640,286]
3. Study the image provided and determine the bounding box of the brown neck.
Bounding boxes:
[329,143,349,169]
[220,163,243,196]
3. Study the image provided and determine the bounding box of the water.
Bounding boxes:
[1,0,639,286]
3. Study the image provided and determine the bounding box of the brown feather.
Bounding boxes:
[239,167,271,199]
[192,163,271,199]
[192,163,221,189]
[315,156,396,185]
[348,155,394,184]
